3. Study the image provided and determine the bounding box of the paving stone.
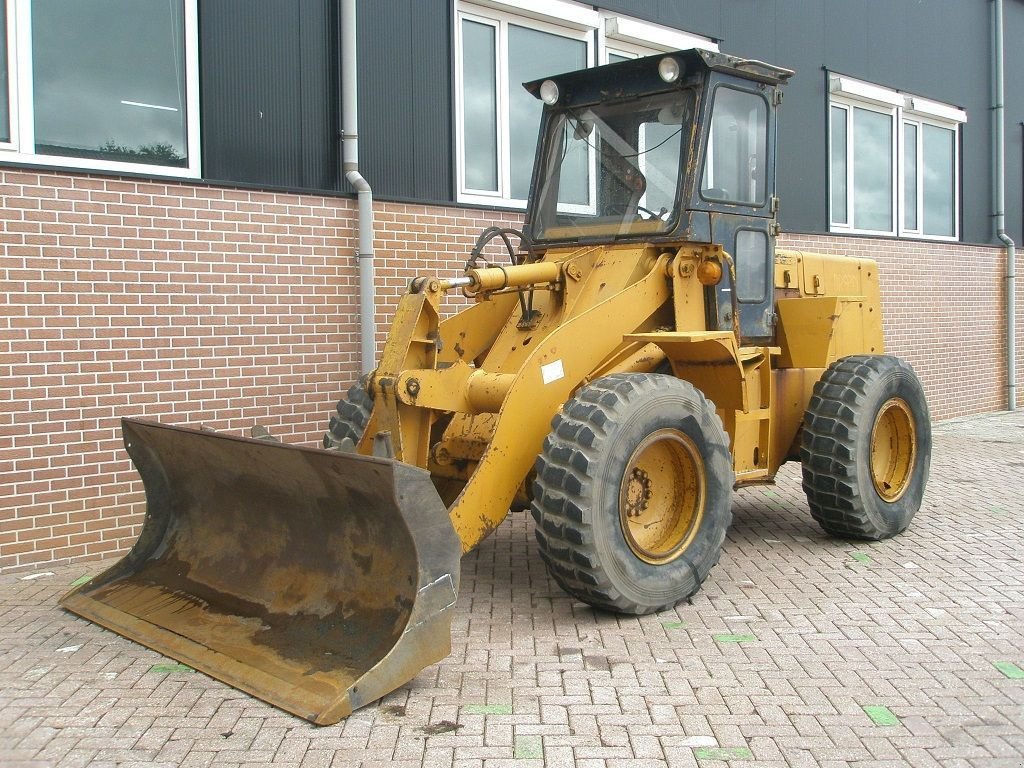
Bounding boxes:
[1,411,1023,766]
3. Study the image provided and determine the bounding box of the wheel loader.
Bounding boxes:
[61,49,931,725]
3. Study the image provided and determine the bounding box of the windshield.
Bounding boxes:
[529,90,695,242]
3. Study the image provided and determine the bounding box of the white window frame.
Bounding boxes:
[0,1,18,151]
[900,113,960,240]
[828,98,898,237]
[455,3,593,208]
[454,0,716,208]
[829,73,964,241]
[0,0,201,178]
[899,117,920,234]
[600,15,717,63]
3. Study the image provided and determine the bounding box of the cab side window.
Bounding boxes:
[701,87,768,206]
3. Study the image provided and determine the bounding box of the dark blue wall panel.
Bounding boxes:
[199,0,337,191]
[1006,0,1024,244]
[354,0,452,201]
[709,0,1005,242]
[194,0,1023,243]
[769,0,827,235]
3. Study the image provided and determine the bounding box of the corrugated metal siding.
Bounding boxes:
[711,0,995,242]
[1006,0,1024,244]
[769,0,827,235]
[354,0,452,201]
[300,0,340,191]
[199,0,337,190]
[189,0,1021,243]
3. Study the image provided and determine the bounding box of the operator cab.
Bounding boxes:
[523,49,793,343]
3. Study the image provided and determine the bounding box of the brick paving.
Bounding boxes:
[2,410,1023,767]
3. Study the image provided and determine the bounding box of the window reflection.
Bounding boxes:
[904,122,918,231]
[830,105,847,225]
[0,1,8,143]
[32,0,188,166]
[735,229,768,303]
[462,20,498,191]
[532,90,691,241]
[852,107,892,232]
[507,25,585,200]
[701,87,767,205]
[922,124,954,237]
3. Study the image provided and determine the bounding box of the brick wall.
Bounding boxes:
[1,169,1019,570]
[0,170,522,571]
[778,233,1018,422]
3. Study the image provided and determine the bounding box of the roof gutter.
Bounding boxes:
[993,0,1017,410]
[341,0,376,375]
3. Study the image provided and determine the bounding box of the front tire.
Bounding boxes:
[323,376,373,449]
[531,373,734,615]
[801,355,931,539]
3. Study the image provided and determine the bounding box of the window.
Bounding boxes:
[701,87,768,206]
[455,1,716,208]
[456,7,590,207]
[0,0,199,177]
[0,3,10,144]
[735,229,768,303]
[904,120,957,238]
[531,89,693,241]
[829,74,964,239]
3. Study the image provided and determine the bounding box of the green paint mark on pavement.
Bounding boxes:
[714,634,756,644]
[150,663,194,674]
[70,575,92,587]
[850,552,872,564]
[863,705,899,726]
[994,661,1024,679]
[514,735,543,759]
[695,746,754,760]
[662,621,685,629]
[462,704,512,715]
[990,506,1008,516]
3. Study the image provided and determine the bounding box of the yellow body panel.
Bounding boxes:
[774,249,884,365]
[360,242,883,551]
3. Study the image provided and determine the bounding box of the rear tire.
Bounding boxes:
[323,376,373,449]
[801,355,931,540]
[531,373,734,615]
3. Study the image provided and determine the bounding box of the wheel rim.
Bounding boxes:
[870,397,917,502]
[619,429,705,565]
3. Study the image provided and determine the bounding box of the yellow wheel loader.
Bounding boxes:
[61,49,931,725]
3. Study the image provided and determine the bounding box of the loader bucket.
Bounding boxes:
[60,418,461,725]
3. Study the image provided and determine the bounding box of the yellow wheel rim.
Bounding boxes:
[619,429,705,565]
[870,398,917,502]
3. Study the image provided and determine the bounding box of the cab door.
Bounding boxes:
[692,78,779,345]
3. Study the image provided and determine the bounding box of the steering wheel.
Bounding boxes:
[606,203,668,221]
[636,205,669,221]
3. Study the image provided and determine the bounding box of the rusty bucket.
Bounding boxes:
[60,418,461,725]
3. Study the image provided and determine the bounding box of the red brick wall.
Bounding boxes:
[779,233,1016,422]
[0,170,522,571]
[0,169,1018,570]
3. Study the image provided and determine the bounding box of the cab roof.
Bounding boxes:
[524,48,793,109]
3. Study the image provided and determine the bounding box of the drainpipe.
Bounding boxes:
[993,0,1017,410]
[341,0,376,375]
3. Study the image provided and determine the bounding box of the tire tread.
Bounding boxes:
[801,354,928,539]
[323,377,373,449]
[531,373,732,614]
